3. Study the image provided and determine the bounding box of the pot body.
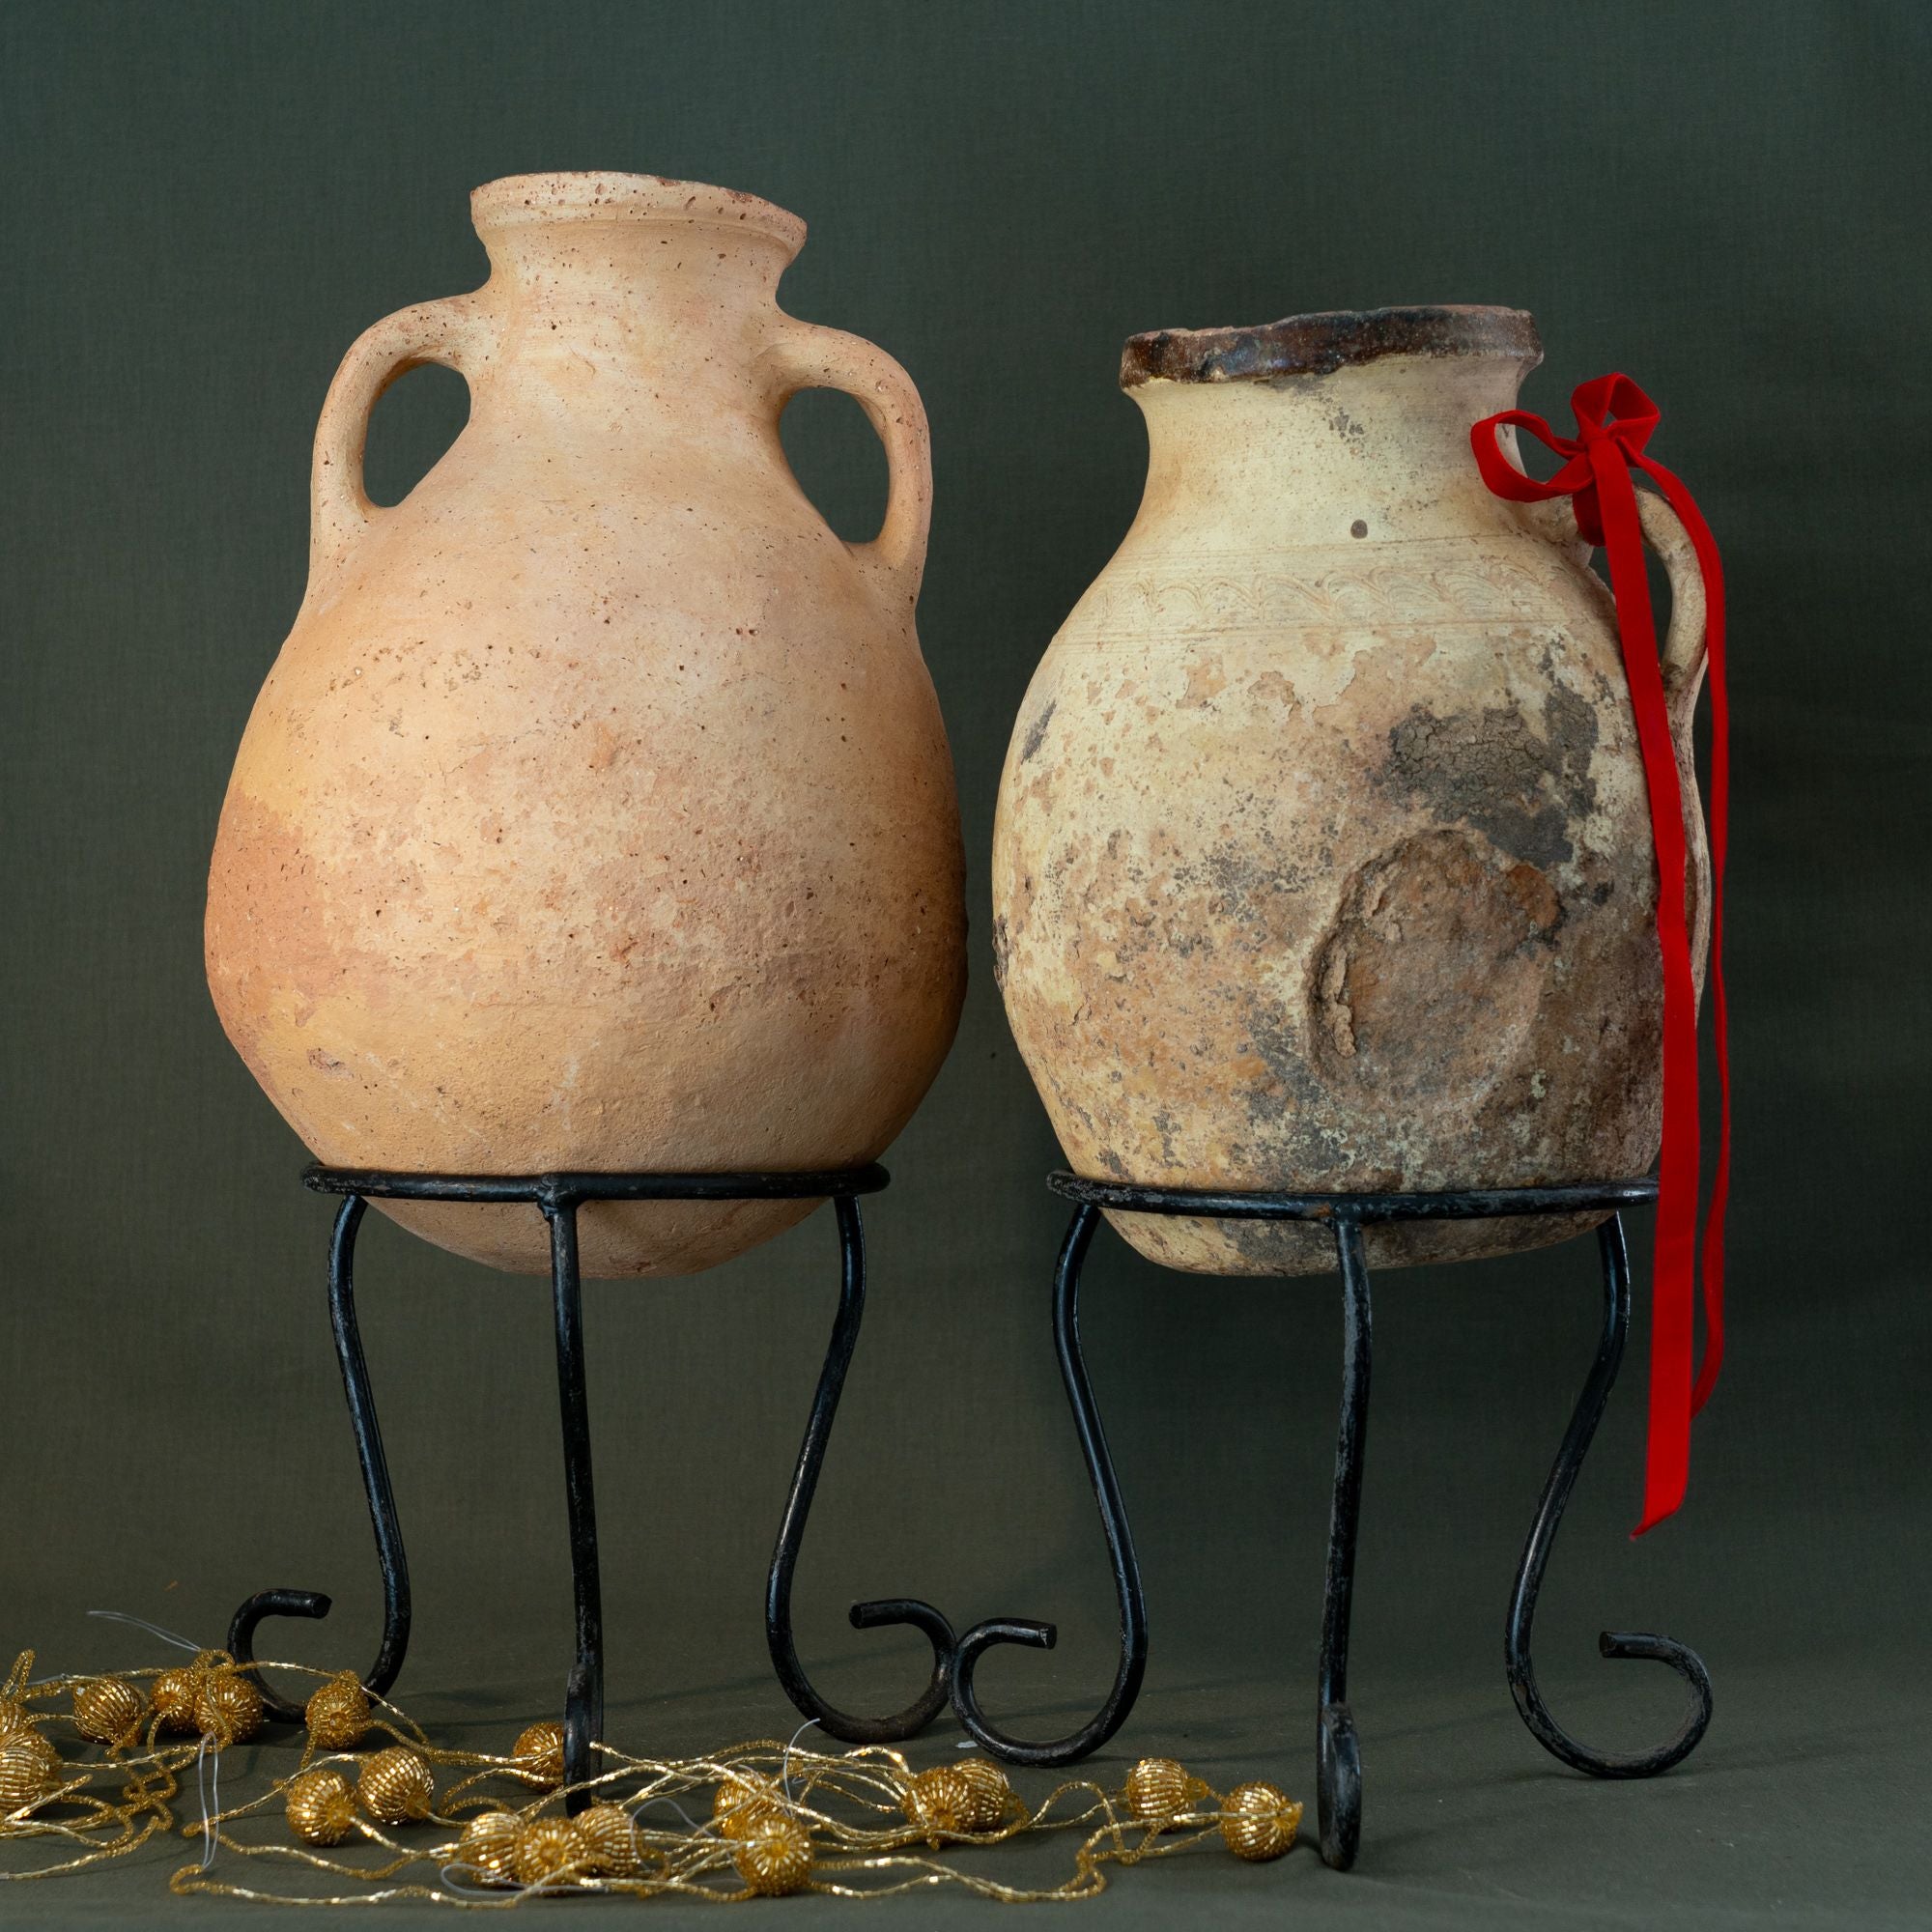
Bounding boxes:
[207,174,966,1276]
[992,309,1708,1273]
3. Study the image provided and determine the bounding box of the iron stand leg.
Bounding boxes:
[766,1195,957,1742]
[543,1193,603,1813]
[1316,1215,1373,1871]
[1504,1214,1713,1776]
[228,1193,412,1723]
[951,1203,1150,1765]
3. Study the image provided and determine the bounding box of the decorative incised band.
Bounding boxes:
[1057,546,1560,642]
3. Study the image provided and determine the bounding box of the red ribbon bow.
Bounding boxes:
[1470,374,1729,1535]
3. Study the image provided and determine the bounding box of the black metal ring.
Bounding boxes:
[303,1163,892,1205]
[1046,1171,1658,1221]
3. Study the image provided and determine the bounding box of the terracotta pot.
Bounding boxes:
[992,307,1710,1274]
[207,173,966,1276]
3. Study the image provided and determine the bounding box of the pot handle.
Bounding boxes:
[1523,490,1708,737]
[307,294,490,593]
[762,320,933,612]
[1634,488,1710,738]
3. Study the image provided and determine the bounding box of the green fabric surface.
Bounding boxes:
[3,0,1927,1922]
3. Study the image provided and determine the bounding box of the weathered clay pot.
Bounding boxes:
[208,173,966,1276]
[992,307,1709,1273]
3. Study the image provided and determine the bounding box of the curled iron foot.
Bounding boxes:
[950,1206,1149,1767]
[768,1196,955,1743]
[1317,1701,1362,1873]
[228,1196,410,1724]
[1505,1216,1714,1778]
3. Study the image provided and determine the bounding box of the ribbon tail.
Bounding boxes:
[1692,964,1730,1416]
[1591,446,1701,1539]
[1639,457,1732,1420]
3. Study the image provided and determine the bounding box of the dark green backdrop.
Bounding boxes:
[4,2,1926,1924]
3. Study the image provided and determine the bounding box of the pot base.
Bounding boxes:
[367,1195,822,1278]
[1108,1207,1610,1276]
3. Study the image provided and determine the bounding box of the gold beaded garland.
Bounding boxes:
[902,1763,973,1844]
[194,1668,265,1747]
[285,1768,358,1847]
[454,1810,523,1885]
[1122,1756,1195,1826]
[355,1745,435,1825]
[952,1756,1014,1833]
[303,1671,371,1751]
[510,1719,566,1789]
[513,1816,582,1887]
[573,1802,645,1878]
[0,1639,1314,1908]
[1218,1780,1302,1862]
[735,1814,813,1896]
[0,1729,60,1811]
[71,1676,146,1747]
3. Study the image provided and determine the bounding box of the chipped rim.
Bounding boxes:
[1120,305,1543,388]
[469,171,806,254]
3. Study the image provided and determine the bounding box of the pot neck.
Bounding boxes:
[1130,355,1535,547]
[469,174,804,398]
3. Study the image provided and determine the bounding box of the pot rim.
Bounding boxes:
[1120,304,1543,388]
[469,171,806,254]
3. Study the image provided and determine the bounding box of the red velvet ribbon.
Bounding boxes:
[1469,374,1729,1535]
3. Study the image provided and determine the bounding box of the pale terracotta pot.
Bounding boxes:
[207,173,966,1276]
[992,307,1709,1274]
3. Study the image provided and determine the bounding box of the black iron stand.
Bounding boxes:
[227,1162,966,1814]
[963,1174,1713,1871]
[229,1163,1712,1868]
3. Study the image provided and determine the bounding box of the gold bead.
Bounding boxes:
[712,1771,779,1839]
[286,1768,358,1847]
[356,1745,435,1825]
[0,1701,35,1742]
[151,1665,200,1734]
[902,1763,972,1844]
[1122,1756,1195,1826]
[71,1676,147,1747]
[194,1668,265,1747]
[735,1815,813,1896]
[513,1816,582,1888]
[454,1811,523,1885]
[952,1756,1013,1833]
[1219,1779,1302,1862]
[510,1719,566,1789]
[572,1802,643,1878]
[304,1672,371,1751]
[0,1730,60,1812]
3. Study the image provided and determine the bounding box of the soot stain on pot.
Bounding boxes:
[1378,681,1598,870]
